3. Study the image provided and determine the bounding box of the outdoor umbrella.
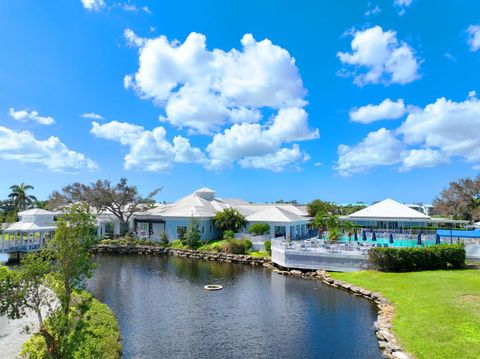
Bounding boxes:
[436,233,441,244]
[417,232,422,246]
[372,232,377,241]
[354,230,358,241]
[389,233,394,244]
[362,230,367,241]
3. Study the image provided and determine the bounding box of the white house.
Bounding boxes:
[133,188,311,241]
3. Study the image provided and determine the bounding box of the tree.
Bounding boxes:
[433,174,480,221]
[248,223,270,236]
[213,208,247,233]
[306,199,334,217]
[51,203,96,317]
[325,214,342,241]
[340,221,354,240]
[183,217,201,249]
[8,183,37,211]
[311,210,328,234]
[48,178,161,234]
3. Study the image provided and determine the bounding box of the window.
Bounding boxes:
[139,223,149,232]
[201,226,205,234]
[210,225,212,233]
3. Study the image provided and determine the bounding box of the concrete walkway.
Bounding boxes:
[0,311,38,359]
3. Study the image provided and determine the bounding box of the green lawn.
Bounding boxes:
[330,270,480,359]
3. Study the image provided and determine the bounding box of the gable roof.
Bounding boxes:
[348,198,430,221]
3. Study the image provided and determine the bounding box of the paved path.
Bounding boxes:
[0,311,38,359]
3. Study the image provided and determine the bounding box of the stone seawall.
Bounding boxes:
[91,244,269,266]
[91,244,410,359]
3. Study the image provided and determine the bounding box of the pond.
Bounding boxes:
[87,255,382,359]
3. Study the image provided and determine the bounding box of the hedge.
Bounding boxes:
[368,244,466,272]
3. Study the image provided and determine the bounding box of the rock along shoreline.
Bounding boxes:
[91,244,412,359]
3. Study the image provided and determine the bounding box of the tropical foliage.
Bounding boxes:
[248,223,270,236]
[307,199,366,217]
[8,183,37,210]
[213,208,246,233]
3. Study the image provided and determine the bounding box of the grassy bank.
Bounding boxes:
[330,270,480,359]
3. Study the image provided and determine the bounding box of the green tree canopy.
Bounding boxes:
[8,183,37,211]
[48,177,161,233]
[248,223,270,236]
[433,174,480,221]
[213,208,247,233]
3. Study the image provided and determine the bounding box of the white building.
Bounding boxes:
[133,188,311,241]
[1,208,57,252]
[344,198,466,230]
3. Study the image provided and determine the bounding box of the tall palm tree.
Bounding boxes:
[8,183,37,211]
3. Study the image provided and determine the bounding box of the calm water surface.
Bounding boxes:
[88,255,381,359]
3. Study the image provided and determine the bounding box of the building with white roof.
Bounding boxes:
[345,198,467,230]
[1,208,57,253]
[133,188,311,241]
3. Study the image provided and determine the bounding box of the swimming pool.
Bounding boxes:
[339,237,437,247]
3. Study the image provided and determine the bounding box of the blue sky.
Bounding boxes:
[1,0,480,204]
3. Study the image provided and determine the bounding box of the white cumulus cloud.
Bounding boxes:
[399,93,480,163]
[81,0,105,11]
[90,121,205,172]
[0,126,97,172]
[9,108,55,126]
[336,92,480,176]
[238,145,309,172]
[81,112,104,120]
[349,98,407,124]
[124,31,307,134]
[467,24,480,52]
[335,128,404,176]
[337,26,420,86]
[120,31,318,172]
[400,148,448,171]
[206,107,318,171]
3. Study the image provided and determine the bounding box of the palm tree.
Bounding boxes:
[8,183,37,211]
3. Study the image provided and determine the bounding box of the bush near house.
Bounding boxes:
[248,223,270,236]
[368,244,466,272]
[264,240,271,255]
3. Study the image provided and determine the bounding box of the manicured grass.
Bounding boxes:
[330,270,480,359]
[247,250,270,258]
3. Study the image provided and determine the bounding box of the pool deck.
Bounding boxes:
[271,239,374,272]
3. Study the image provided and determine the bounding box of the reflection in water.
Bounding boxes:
[88,255,381,359]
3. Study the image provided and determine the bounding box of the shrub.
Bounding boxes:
[213,208,247,232]
[221,239,247,254]
[264,240,271,254]
[159,232,169,247]
[20,291,121,359]
[243,238,253,251]
[248,223,270,236]
[368,244,466,272]
[223,230,235,240]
